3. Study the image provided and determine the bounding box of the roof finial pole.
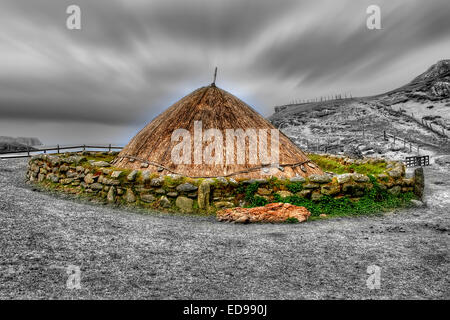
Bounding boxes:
[211,67,217,87]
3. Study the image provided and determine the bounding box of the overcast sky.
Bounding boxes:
[1,0,449,145]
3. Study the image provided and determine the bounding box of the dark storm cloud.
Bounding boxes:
[0,0,449,144]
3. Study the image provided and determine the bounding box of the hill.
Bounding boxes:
[270,60,450,160]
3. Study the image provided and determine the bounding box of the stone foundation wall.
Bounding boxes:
[26,152,422,214]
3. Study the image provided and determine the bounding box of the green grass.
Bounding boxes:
[240,175,415,218]
[308,154,386,175]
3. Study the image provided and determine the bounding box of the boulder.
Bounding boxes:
[175,196,193,213]
[217,202,311,223]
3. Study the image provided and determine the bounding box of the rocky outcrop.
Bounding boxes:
[217,203,311,223]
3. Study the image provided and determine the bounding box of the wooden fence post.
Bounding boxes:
[57,144,60,154]
[109,144,112,152]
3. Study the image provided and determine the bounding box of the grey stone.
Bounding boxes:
[276,190,293,198]
[125,189,136,203]
[176,183,198,193]
[167,192,178,198]
[410,199,425,207]
[388,169,402,179]
[92,161,111,167]
[90,183,103,190]
[150,178,163,187]
[198,180,211,210]
[308,174,332,184]
[160,196,171,208]
[336,173,353,184]
[289,176,306,183]
[140,194,156,203]
[296,190,311,198]
[388,186,401,195]
[176,196,194,213]
[103,178,120,186]
[215,177,228,185]
[48,174,60,183]
[414,167,425,199]
[107,187,116,203]
[84,174,96,184]
[111,171,122,178]
[142,171,151,183]
[155,188,166,195]
[66,171,77,178]
[127,170,138,182]
[352,173,370,183]
[321,184,341,196]
[311,191,323,201]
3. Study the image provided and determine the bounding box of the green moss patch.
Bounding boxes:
[308,154,387,175]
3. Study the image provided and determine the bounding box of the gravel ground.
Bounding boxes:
[0,159,448,299]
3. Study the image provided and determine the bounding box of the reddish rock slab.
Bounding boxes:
[217,202,311,223]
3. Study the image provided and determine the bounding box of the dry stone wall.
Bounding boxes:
[26,152,422,214]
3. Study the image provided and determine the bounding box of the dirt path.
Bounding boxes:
[0,159,448,299]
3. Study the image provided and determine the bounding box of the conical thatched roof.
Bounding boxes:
[113,85,323,179]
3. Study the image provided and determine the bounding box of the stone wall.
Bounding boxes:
[26,152,422,214]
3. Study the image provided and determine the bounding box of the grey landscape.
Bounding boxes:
[1,0,449,301]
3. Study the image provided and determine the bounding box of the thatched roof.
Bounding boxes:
[113,85,323,179]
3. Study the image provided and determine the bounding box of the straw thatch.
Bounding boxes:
[113,85,323,179]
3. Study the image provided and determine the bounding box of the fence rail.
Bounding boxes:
[405,155,430,167]
[0,144,123,159]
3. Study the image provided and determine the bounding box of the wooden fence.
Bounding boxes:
[0,144,123,159]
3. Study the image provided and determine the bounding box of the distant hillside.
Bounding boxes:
[0,136,42,153]
[270,60,450,158]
